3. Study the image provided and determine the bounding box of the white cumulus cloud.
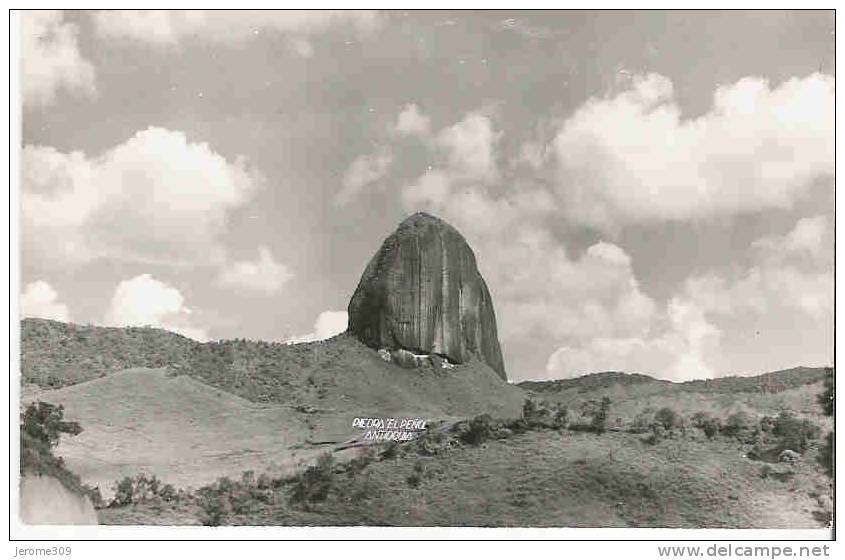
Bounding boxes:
[105,274,207,341]
[285,310,348,344]
[394,103,431,137]
[335,148,393,206]
[21,11,96,108]
[22,127,258,270]
[552,72,833,230]
[216,246,292,294]
[21,280,70,321]
[436,112,501,181]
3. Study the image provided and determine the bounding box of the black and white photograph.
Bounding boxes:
[8,7,837,545]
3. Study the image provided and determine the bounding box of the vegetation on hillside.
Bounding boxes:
[22,319,196,388]
[20,401,102,506]
[98,385,832,528]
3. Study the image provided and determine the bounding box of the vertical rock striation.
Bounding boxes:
[348,212,507,380]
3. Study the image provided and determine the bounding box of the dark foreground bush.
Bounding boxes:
[456,414,499,445]
[111,473,181,506]
[290,453,335,508]
[196,471,273,525]
[773,411,820,453]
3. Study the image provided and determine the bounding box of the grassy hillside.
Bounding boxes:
[21,318,197,388]
[99,425,832,528]
[23,368,311,494]
[519,368,833,430]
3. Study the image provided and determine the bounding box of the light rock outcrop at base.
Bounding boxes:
[20,474,97,525]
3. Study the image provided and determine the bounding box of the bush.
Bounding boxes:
[579,397,611,434]
[629,409,656,434]
[21,402,81,449]
[290,453,335,506]
[722,411,752,437]
[458,414,498,445]
[817,372,834,416]
[702,418,721,440]
[380,441,400,460]
[759,415,776,433]
[413,427,450,456]
[522,398,556,428]
[194,471,273,523]
[773,411,820,453]
[654,407,680,430]
[645,423,667,445]
[818,431,833,477]
[110,473,179,506]
[551,404,569,429]
[198,493,230,526]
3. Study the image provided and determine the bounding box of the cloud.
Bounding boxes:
[436,112,501,180]
[545,297,721,382]
[22,127,258,269]
[285,310,348,344]
[545,215,832,381]
[394,103,431,137]
[93,10,381,53]
[552,73,834,230]
[335,148,393,206]
[21,11,96,108]
[687,215,833,319]
[105,274,207,341]
[21,280,70,321]
[216,246,292,294]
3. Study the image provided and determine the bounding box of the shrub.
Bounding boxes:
[773,411,820,453]
[552,404,569,429]
[458,414,498,445]
[722,411,752,437]
[110,473,177,506]
[645,423,667,445]
[346,447,376,475]
[580,397,611,434]
[194,472,273,522]
[759,415,776,433]
[380,441,400,460]
[818,432,833,477]
[702,418,721,440]
[21,402,81,448]
[690,411,709,428]
[413,427,450,456]
[817,372,834,416]
[198,493,230,526]
[654,407,680,430]
[629,409,655,434]
[290,453,335,506]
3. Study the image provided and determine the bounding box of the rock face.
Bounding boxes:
[348,212,507,380]
[20,474,98,525]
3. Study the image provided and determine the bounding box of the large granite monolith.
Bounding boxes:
[348,212,507,380]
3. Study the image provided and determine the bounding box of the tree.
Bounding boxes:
[654,407,679,430]
[702,417,721,440]
[817,372,834,416]
[722,411,752,437]
[773,411,820,453]
[21,402,81,448]
[581,397,611,434]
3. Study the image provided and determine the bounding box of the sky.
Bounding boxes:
[18,10,834,382]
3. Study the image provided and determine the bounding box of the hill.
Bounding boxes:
[518,368,833,430]
[21,318,197,388]
[99,425,832,528]
[23,368,310,494]
[22,330,525,496]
